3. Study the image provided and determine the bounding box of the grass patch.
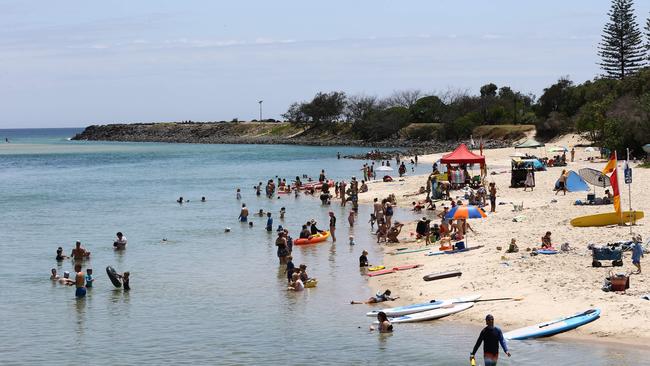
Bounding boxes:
[268,123,299,136]
[399,123,442,141]
[473,124,535,140]
[637,162,650,168]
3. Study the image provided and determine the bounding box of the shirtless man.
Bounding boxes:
[58,271,74,285]
[74,263,86,298]
[70,241,90,260]
[50,268,59,280]
[239,204,249,222]
[373,198,384,223]
[113,232,127,250]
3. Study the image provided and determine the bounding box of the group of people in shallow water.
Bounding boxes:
[51,233,130,298]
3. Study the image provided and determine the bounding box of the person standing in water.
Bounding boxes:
[471,314,510,366]
[70,241,90,260]
[266,212,273,231]
[239,204,249,222]
[329,211,337,242]
[74,263,86,298]
[113,232,127,250]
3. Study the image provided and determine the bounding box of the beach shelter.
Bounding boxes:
[555,171,589,192]
[440,144,486,185]
[440,144,485,166]
[514,138,545,149]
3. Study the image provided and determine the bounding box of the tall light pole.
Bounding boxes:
[258,100,263,121]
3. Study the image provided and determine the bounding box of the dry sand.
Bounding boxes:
[357,135,650,345]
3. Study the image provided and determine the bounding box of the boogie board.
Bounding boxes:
[106,266,121,288]
[570,211,644,227]
[367,269,395,277]
[368,265,386,271]
[537,249,558,255]
[504,308,601,340]
[423,270,462,281]
[366,294,480,317]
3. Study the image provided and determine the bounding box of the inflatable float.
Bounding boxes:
[294,231,330,245]
[106,266,122,288]
[304,278,318,288]
[570,211,644,227]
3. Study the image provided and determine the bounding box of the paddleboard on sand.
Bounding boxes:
[366,294,481,317]
[382,301,477,323]
[106,266,121,288]
[423,270,462,281]
[367,269,395,277]
[504,308,601,340]
[570,211,644,227]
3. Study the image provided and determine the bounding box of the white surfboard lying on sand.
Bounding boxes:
[366,294,481,317]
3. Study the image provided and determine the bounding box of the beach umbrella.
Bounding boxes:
[444,205,487,247]
[445,205,488,220]
[375,166,393,172]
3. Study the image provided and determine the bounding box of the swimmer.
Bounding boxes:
[74,263,86,298]
[58,271,74,285]
[239,204,249,222]
[257,209,264,217]
[280,207,286,219]
[224,227,231,233]
[201,196,206,202]
[115,271,131,291]
[113,232,127,250]
[371,311,393,333]
[287,272,304,291]
[70,241,90,260]
[248,222,254,228]
[349,236,355,246]
[236,188,241,200]
[85,268,94,288]
[177,196,184,204]
[56,247,68,261]
[50,268,59,280]
[266,212,273,232]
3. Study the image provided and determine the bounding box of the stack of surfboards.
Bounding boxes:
[368,294,481,323]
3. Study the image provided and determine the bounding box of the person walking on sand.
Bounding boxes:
[570,147,575,162]
[632,235,644,274]
[488,183,497,213]
[556,170,568,195]
[523,169,534,191]
[471,314,510,366]
[329,211,337,242]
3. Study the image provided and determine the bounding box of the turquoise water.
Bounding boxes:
[0,129,647,365]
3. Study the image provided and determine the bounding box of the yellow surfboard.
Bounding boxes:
[570,211,644,227]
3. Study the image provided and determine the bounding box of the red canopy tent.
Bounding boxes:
[439,144,485,186]
[440,143,485,166]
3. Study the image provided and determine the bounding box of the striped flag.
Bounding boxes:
[601,152,620,215]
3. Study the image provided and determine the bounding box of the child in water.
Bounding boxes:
[266,212,273,231]
[349,236,355,246]
[85,268,94,288]
[280,207,286,219]
[348,211,355,227]
[236,188,241,200]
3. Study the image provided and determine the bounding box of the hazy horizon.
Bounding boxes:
[1,0,649,128]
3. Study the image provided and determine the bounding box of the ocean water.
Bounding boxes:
[0,128,647,365]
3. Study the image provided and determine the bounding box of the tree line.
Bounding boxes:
[281,0,650,155]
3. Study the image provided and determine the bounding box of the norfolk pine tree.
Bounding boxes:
[598,0,645,79]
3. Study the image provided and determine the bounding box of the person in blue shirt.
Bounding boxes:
[85,268,94,288]
[266,212,273,232]
[471,314,511,366]
[632,236,644,274]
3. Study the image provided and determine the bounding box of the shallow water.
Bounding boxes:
[0,129,647,365]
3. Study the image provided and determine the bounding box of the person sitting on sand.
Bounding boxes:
[425,198,436,211]
[113,232,127,250]
[412,201,424,213]
[415,217,428,239]
[387,222,404,243]
[351,290,397,304]
[359,250,369,267]
[288,272,304,291]
[430,224,440,242]
[70,241,90,260]
[507,238,519,253]
[541,231,553,249]
[360,181,368,193]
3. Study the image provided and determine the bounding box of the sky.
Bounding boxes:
[1,0,649,128]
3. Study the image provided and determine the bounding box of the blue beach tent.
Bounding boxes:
[555,171,589,192]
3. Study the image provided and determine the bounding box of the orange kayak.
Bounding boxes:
[294,231,331,245]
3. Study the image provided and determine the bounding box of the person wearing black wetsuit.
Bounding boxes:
[471,314,510,366]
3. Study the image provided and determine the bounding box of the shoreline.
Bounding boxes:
[356,135,650,347]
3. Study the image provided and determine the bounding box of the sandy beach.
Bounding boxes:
[359,134,650,345]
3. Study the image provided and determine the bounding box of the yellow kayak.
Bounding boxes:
[368,265,386,271]
[570,211,644,227]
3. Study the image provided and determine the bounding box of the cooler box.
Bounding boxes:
[587,193,596,202]
[454,241,465,250]
[610,276,629,291]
